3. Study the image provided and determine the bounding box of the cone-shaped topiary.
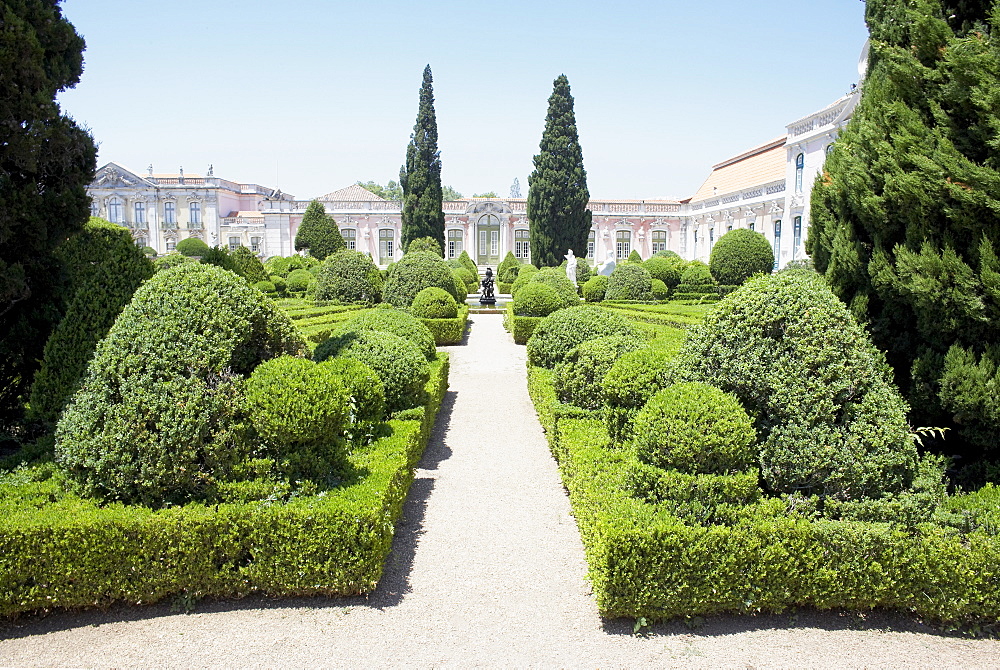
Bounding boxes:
[295,200,346,261]
[498,251,520,283]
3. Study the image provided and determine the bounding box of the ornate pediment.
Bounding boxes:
[466,200,512,215]
[92,163,153,190]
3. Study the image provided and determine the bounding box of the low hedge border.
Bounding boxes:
[420,305,469,345]
[498,282,513,295]
[0,355,450,618]
[527,366,1000,628]
[502,302,544,344]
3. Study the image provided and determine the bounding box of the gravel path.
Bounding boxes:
[1,313,998,667]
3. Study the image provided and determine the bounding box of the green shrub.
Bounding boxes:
[338,309,436,361]
[582,275,608,302]
[650,279,668,301]
[632,382,756,474]
[643,256,684,291]
[294,200,346,261]
[653,249,681,259]
[680,260,713,285]
[320,357,386,429]
[153,252,195,272]
[200,246,238,274]
[497,251,520,283]
[254,280,276,295]
[286,268,314,295]
[457,250,478,278]
[270,275,287,296]
[176,237,210,257]
[452,267,477,293]
[407,236,443,256]
[510,263,539,296]
[264,255,318,278]
[384,251,464,307]
[54,264,307,507]
[709,228,774,285]
[231,246,269,284]
[245,356,350,481]
[314,329,429,413]
[420,305,469,345]
[673,271,918,501]
[314,251,383,304]
[554,334,644,409]
[27,220,154,426]
[602,346,677,444]
[412,287,458,319]
[622,462,761,506]
[527,306,638,368]
[520,267,579,309]
[141,245,157,257]
[513,282,563,317]
[606,263,653,301]
[627,249,643,263]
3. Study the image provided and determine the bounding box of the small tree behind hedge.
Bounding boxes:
[458,250,478,278]
[407,236,443,256]
[232,246,269,284]
[709,228,773,285]
[315,251,383,304]
[200,246,238,274]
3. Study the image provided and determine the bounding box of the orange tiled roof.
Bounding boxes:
[317,184,385,201]
[690,137,787,202]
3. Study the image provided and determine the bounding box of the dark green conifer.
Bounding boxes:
[399,65,445,253]
[809,0,1000,462]
[295,200,345,261]
[527,75,592,268]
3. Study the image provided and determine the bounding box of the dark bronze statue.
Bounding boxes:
[480,267,496,305]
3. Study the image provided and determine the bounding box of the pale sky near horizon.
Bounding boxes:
[57,0,869,201]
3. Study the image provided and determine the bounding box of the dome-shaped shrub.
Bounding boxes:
[673,271,918,500]
[650,278,669,301]
[452,267,477,293]
[54,263,307,507]
[709,228,774,285]
[407,236,443,256]
[514,282,563,317]
[680,260,713,285]
[264,254,318,278]
[582,275,608,302]
[141,246,157,257]
[606,263,653,301]
[176,237,210,257]
[654,249,681,259]
[554,333,645,409]
[313,329,429,413]
[643,256,684,291]
[520,267,579,309]
[245,356,350,481]
[384,251,464,307]
[270,275,287,296]
[153,253,195,272]
[602,346,677,444]
[633,382,756,474]
[286,268,315,295]
[338,309,436,361]
[320,357,386,428]
[412,286,458,319]
[254,280,277,296]
[510,264,539,296]
[527,306,639,369]
[314,250,383,304]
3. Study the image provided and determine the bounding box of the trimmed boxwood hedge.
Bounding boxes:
[526,306,638,368]
[336,309,436,361]
[412,286,458,319]
[420,305,469,345]
[384,251,464,307]
[709,228,773,286]
[582,275,608,302]
[0,355,449,617]
[605,263,653,301]
[314,251,384,305]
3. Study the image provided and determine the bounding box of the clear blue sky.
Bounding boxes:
[58,0,869,201]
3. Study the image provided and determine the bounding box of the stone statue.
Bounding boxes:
[480,267,496,305]
[598,249,616,276]
[565,249,578,286]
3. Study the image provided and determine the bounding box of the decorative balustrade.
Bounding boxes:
[186,222,203,230]
[222,217,265,227]
[765,183,786,195]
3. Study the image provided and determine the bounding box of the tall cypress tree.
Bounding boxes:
[809,0,1000,463]
[294,200,345,261]
[399,65,444,254]
[527,75,592,268]
[0,0,97,432]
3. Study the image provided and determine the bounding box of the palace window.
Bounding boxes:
[90,200,100,217]
[651,230,667,254]
[680,225,688,255]
[587,231,595,259]
[136,237,147,248]
[166,239,176,252]
[616,230,631,260]
[107,197,123,224]
[228,236,241,251]
[342,228,357,251]
[164,201,176,226]
[250,237,261,253]
[709,228,715,247]
[189,202,202,228]
[826,143,835,157]
[795,153,804,193]
[379,229,394,265]
[793,216,802,259]
[749,220,755,232]
[514,229,530,260]
[448,229,463,259]
[134,201,146,225]
[773,220,782,270]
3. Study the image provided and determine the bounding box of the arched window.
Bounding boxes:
[107,197,123,224]
[795,153,805,193]
[793,216,803,259]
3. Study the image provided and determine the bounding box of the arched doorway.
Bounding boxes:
[476,213,501,266]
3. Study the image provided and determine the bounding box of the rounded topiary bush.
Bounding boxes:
[651,278,669,301]
[510,264,539,296]
[606,263,653,301]
[582,275,608,302]
[176,237,210,257]
[313,329,429,413]
[654,249,681,259]
[384,251,464,307]
[28,219,154,426]
[338,309,436,361]
[673,270,918,500]
[514,282,564,317]
[265,254,318,278]
[680,260,713,285]
[412,286,458,319]
[527,306,639,369]
[314,250,383,304]
[270,275,286,296]
[407,236,443,256]
[141,245,157,257]
[153,253,194,272]
[709,228,774,285]
[320,357,386,428]
[286,268,315,295]
[633,382,756,474]
[54,263,307,507]
[554,333,645,409]
[643,256,684,292]
[245,356,350,481]
[254,280,277,296]
[602,346,677,444]
[452,267,477,294]
[520,267,579,309]
[627,249,643,264]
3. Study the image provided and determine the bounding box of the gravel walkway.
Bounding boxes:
[1,313,998,667]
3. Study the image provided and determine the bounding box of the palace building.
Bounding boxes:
[86,86,860,270]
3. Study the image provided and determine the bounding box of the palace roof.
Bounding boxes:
[317,184,385,201]
[689,137,787,202]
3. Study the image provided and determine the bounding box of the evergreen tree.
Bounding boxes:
[399,65,445,253]
[527,75,592,268]
[809,0,1000,463]
[295,200,345,261]
[231,245,269,283]
[0,0,97,431]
